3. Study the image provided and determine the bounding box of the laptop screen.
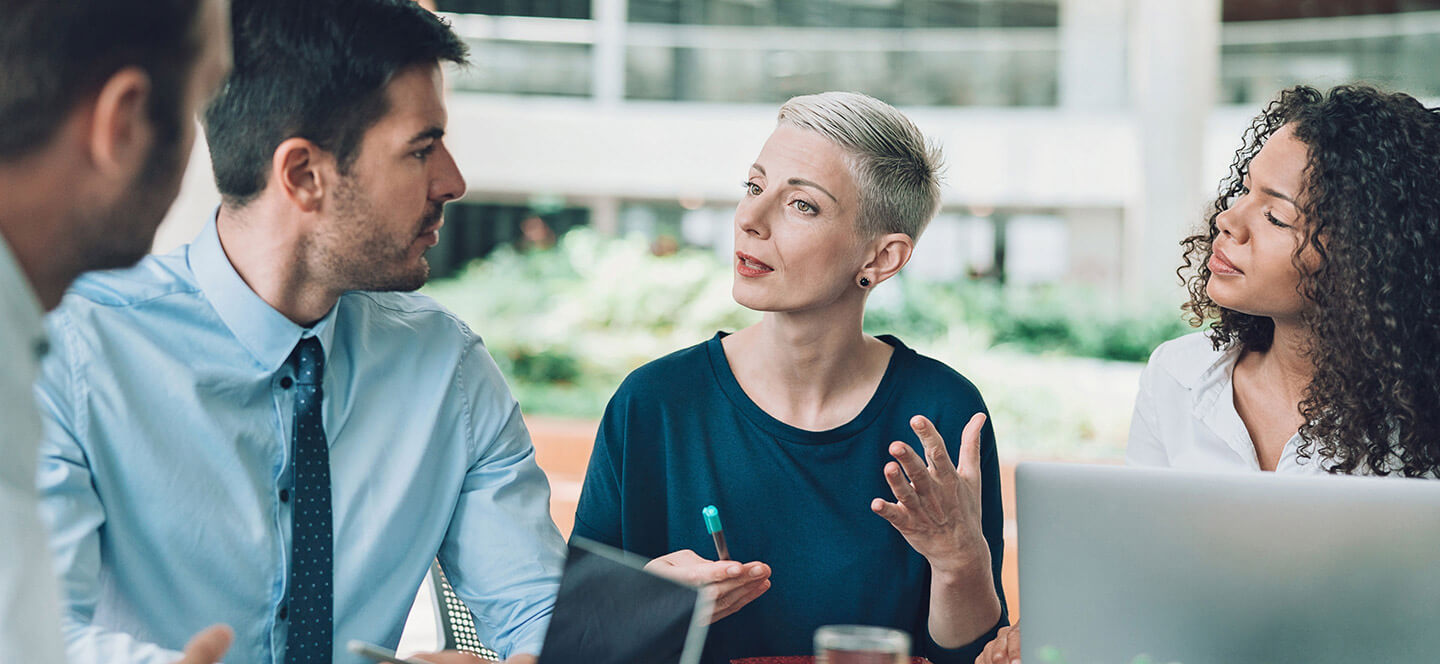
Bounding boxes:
[1017,463,1440,664]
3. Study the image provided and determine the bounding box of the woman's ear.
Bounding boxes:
[859,232,915,288]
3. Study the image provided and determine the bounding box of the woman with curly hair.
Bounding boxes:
[1129,83,1440,477]
[978,84,1440,663]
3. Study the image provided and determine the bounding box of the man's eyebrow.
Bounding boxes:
[408,127,444,144]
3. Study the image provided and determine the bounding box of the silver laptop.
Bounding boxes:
[537,537,712,664]
[1017,462,1440,664]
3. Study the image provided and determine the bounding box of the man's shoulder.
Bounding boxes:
[339,290,474,339]
[62,250,197,311]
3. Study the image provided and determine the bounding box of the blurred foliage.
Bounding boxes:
[424,228,759,419]
[424,228,1196,458]
[863,275,1193,363]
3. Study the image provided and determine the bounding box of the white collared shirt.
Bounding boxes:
[1126,331,1326,474]
[0,232,67,663]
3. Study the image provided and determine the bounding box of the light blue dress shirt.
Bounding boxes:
[34,215,566,664]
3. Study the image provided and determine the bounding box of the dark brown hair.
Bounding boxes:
[0,0,202,160]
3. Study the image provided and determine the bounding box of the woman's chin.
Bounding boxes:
[732,284,774,313]
[732,296,775,313]
[1205,282,1241,312]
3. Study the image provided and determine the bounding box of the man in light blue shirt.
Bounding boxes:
[34,1,564,663]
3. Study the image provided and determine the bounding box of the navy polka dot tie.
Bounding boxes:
[285,337,333,664]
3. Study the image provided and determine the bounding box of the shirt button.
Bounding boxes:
[279,489,290,503]
[278,605,288,620]
[280,377,294,389]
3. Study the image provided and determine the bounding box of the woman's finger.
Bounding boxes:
[709,570,770,617]
[889,441,935,495]
[645,552,744,586]
[710,578,771,623]
[883,460,921,508]
[910,415,957,475]
[958,412,987,479]
[871,497,912,530]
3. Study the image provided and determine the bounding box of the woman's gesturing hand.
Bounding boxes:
[644,549,772,623]
[871,413,991,576]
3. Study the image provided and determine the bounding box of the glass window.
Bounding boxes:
[435,0,591,19]
[625,45,1057,106]
[1219,11,1440,103]
[450,41,593,96]
[627,0,1058,29]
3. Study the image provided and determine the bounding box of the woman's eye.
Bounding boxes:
[794,200,815,214]
[1265,211,1291,229]
[742,181,760,196]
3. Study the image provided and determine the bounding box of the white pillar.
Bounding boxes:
[588,195,621,235]
[1126,0,1221,305]
[1065,208,1125,293]
[1059,0,1129,110]
[592,0,627,107]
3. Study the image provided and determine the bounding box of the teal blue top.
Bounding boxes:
[573,332,1007,664]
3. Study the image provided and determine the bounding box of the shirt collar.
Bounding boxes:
[1189,342,1241,410]
[188,209,337,373]
[0,231,46,355]
[1188,341,1265,467]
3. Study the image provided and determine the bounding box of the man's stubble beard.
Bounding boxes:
[323,176,440,293]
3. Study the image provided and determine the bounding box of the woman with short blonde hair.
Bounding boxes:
[575,91,1008,663]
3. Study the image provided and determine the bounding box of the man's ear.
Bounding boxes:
[859,232,915,288]
[87,66,154,183]
[272,138,333,212]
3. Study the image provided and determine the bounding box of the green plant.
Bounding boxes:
[424,227,1191,459]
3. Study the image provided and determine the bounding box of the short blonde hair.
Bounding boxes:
[777,91,944,239]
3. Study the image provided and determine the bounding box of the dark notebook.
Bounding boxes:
[538,538,711,664]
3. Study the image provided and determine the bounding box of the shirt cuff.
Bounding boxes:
[920,614,1007,664]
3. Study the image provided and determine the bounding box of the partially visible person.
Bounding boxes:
[518,215,556,251]
[977,84,1440,664]
[33,1,561,663]
[575,91,1007,664]
[0,0,234,662]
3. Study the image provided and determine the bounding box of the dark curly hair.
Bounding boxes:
[1179,84,1440,477]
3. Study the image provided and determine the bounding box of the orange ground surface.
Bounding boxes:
[527,416,1022,622]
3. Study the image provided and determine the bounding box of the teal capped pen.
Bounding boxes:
[702,504,730,560]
